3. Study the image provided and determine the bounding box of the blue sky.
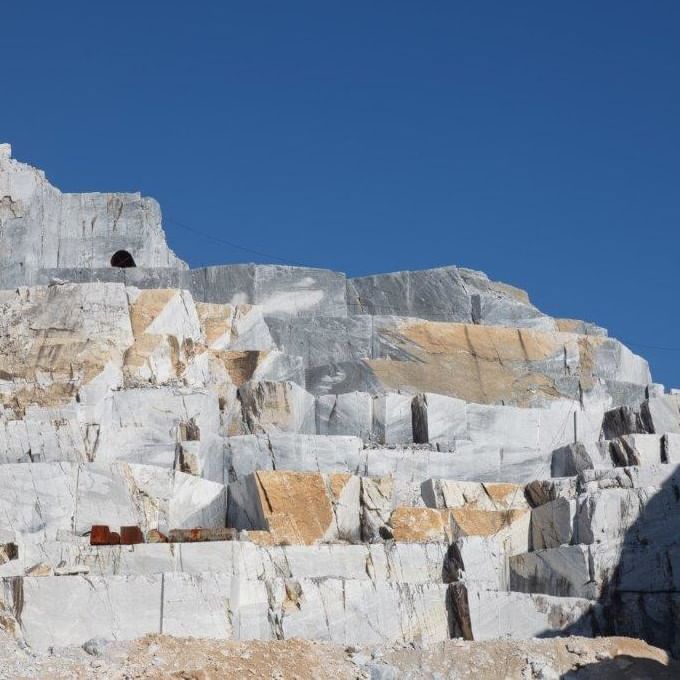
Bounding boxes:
[3,2,680,385]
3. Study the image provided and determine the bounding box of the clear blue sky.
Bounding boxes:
[3,2,680,385]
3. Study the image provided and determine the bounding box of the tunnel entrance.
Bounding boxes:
[110,250,136,268]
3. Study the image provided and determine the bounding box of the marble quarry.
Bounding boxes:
[0,144,678,658]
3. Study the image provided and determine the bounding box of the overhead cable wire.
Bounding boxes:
[164,215,310,267]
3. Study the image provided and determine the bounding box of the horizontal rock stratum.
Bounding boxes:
[0,145,678,676]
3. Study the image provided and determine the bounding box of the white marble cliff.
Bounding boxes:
[0,146,678,666]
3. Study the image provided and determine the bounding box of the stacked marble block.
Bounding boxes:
[0,269,675,651]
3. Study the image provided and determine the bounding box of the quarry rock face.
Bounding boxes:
[0,147,678,665]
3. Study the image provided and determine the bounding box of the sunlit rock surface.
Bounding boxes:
[0,146,677,659]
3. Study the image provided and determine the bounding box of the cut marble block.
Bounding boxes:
[224,433,365,484]
[0,463,135,543]
[641,395,680,434]
[449,507,531,556]
[0,574,163,649]
[573,484,680,546]
[93,387,222,478]
[525,477,578,507]
[238,381,315,435]
[510,542,680,599]
[422,479,528,511]
[160,572,232,638]
[530,497,577,550]
[448,583,602,641]
[316,392,373,441]
[445,536,507,589]
[663,433,680,463]
[228,470,360,544]
[372,393,414,446]
[118,463,227,534]
[551,443,595,477]
[609,434,664,467]
[276,578,450,645]
[577,464,680,492]
[509,545,596,599]
[388,507,451,543]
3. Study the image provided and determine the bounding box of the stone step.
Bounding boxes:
[0,574,451,649]
[510,543,680,599]
[448,583,602,641]
[0,540,448,582]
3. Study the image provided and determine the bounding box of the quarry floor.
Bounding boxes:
[0,633,677,679]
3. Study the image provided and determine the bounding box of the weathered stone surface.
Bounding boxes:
[0,150,186,286]
[388,507,451,543]
[663,433,680,463]
[609,434,664,467]
[347,266,553,330]
[195,302,274,352]
[551,443,595,477]
[601,405,647,439]
[359,476,394,541]
[307,318,650,406]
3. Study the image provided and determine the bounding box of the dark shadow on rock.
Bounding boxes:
[561,655,675,679]
[560,465,680,672]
